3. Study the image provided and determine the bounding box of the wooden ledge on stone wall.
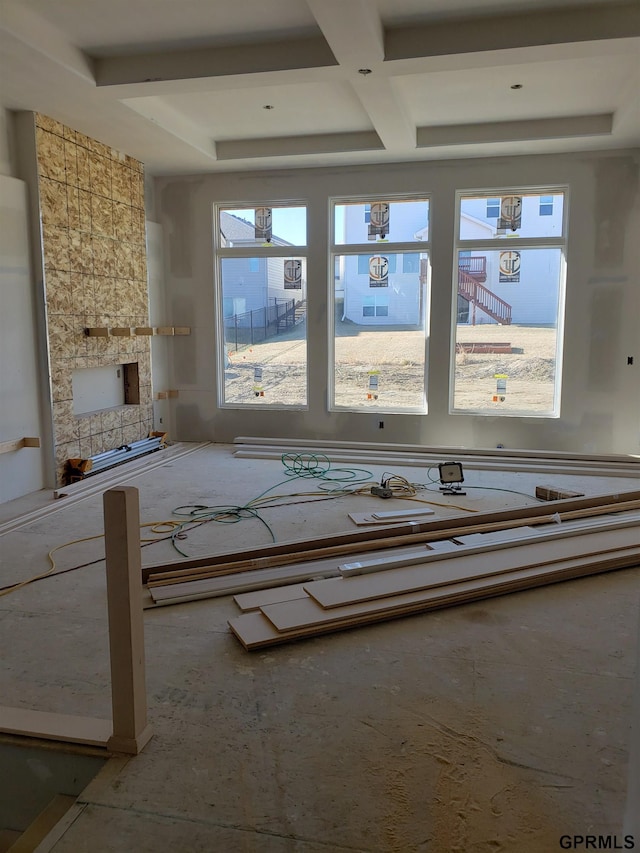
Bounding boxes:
[85,326,191,337]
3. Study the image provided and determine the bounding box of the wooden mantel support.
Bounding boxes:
[85,326,191,337]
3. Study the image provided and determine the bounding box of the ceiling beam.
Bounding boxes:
[385,3,640,63]
[305,0,414,151]
[305,0,384,69]
[416,114,614,148]
[0,0,95,83]
[121,97,217,160]
[95,36,337,87]
[216,131,383,160]
[351,77,415,152]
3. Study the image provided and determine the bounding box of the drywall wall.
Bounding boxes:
[0,108,16,178]
[146,220,170,433]
[0,176,45,502]
[155,150,640,455]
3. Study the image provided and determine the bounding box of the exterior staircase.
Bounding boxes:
[276,298,306,332]
[458,270,512,325]
[420,258,513,325]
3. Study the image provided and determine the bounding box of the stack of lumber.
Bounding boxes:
[228,522,640,650]
[232,436,640,478]
[142,490,640,614]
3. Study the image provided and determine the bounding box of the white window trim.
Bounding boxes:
[329,194,432,415]
[451,186,569,419]
[214,201,309,411]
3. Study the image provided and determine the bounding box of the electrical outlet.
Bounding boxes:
[378,421,384,429]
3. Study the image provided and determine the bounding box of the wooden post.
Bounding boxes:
[103,487,152,754]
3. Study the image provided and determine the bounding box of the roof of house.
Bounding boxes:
[220,211,290,247]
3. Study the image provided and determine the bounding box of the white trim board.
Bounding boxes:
[232,441,640,476]
[263,550,640,635]
[233,583,310,612]
[349,509,440,525]
[232,436,640,466]
[338,514,640,577]
[305,525,640,609]
[146,542,438,605]
[233,448,640,478]
[228,549,640,650]
[143,490,640,585]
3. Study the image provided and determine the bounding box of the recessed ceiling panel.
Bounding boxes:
[377,0,627,25]
[157,82,374,139]
[20,0,319,53]
[395,55,637,126]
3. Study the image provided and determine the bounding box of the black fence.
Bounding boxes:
[224,298,301,350]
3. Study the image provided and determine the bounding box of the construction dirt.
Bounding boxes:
[223,319,558,413]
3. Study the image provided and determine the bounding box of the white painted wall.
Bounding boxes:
[146,221,170,435]
[153,149,640,455]
[0,176,45,502]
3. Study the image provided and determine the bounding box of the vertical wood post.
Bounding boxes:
[103,487,152,754]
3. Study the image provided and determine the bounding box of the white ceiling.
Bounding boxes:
[1,0,638,175]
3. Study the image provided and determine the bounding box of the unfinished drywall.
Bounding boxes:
[146,220,170,432]
[32,113,154,484]
[0,108,16,178]
[0,176,45,502]
[153,150,640,455]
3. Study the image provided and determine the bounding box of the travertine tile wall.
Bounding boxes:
[34,114,153,484]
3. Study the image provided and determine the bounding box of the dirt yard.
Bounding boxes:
[224,319,559,413]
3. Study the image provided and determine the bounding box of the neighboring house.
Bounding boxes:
[219,212,301,317]
[340,201,429,326]
[340,195,563,326]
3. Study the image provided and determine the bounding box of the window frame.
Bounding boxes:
[213,200,309,411]
[329,193,432,414]
[451,186,569,419]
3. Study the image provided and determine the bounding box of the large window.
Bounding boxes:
[452,190,567,417]
[215,204,308,408]
[331,197,431,412]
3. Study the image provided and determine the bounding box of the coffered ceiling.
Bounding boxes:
[1,0,638,174]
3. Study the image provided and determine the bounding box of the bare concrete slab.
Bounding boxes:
[0,443,638,852]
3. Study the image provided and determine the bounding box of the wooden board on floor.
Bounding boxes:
[148,512,640,605]
[233,583,310,612]
[142,489,640,583]
[349,508,437,526]
[228,549,640,649]
[304,525,640,609]
[147,541,438,598]
[263,549,640,634]
[0,706,112,747]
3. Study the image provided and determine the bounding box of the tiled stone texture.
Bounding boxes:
[35,114,153,485]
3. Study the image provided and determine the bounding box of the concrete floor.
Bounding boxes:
[0,443,639,852]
